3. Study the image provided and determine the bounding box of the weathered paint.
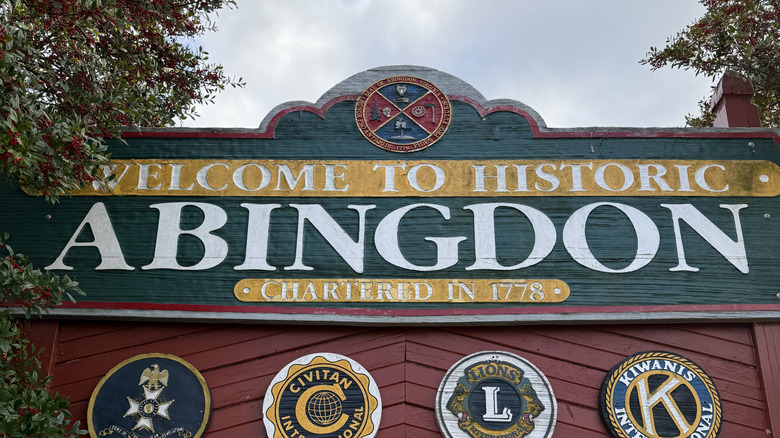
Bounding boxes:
[3,66,780,324]
[68,159,780,198]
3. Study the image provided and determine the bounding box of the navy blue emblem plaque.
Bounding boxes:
[88,353,211,438]
[355,75,451,152]
[599,351,722,438]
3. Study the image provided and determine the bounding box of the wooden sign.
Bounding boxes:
[3,65,780,323]
[435,351,557,438]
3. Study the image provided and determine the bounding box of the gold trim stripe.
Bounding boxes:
[235,278,570,304]
[72,159,780,197]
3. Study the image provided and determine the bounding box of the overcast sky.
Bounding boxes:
[182,0,715,129]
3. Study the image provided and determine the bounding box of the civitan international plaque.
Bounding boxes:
[263,353,382,438]
[436,351,557,438]
[87,353,211,438]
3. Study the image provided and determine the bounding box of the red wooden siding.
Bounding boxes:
[754,323,780,435]
[25,321,776,437]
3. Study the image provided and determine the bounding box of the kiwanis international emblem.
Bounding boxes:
[263,353,382,438]
[436,351,557,438]
[88,354,211,438]
[355,76,451,152]
[599,351,723,438]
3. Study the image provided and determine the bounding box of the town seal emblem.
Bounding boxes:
[355,76,451,152]
[599,351,723,438]
[263,353,382,438]
[87,353,211,438]
[436,351,557,438]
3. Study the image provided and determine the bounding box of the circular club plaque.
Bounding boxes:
[263,353,382,438]
[436,351,557,438]
[88,353,211,438]
[599,351,722,438]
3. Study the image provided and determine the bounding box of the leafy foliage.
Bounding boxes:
[1,0,241,436]
[641,0,780,127]
[1,0,242,202]
[1,235,86,437]
[0,310,85,438]
[1,235,84,318]
[684,97,719,127]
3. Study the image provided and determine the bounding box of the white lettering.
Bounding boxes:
[196,162,229,191]
[407,163,445,192]
[91,163,131,191]
[638,164,673,192]
[695,164,729,192]
[465,203,556,270]
[561,162,592,192]
[45,203,134,271]
[142,202,228,270]
[137,163,162,190]
[375,203,466,271]
[472,165,508,192]
[372,163,406,192]
[563,202,659,273]
[322,164,349,191]
[233,163,271,191]
[676,164,694,192]
[276,164,315,191]
[168,163,194,191]
[661,203,749,273]
[234,203,281,270]
[534,163,559,192]
[595,162,634,191]
[285,204,375,273]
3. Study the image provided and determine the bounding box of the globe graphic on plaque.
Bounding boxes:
[307,390,343,426]
[263,353,382,438]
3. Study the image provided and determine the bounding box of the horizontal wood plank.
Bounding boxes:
[57,323,209,362]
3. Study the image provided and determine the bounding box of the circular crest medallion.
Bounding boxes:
[355,76,451,152]
[599,351,722,438]
[263,353,382,438]
[436,351,557,438]
[88,353,211,438]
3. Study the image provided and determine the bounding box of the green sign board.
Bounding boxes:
[3,66,780,323]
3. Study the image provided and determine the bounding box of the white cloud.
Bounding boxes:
[183,0,714,129]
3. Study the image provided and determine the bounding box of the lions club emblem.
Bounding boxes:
[599,351,723,438]
[263,353,382,438]
[87,353,211,438]
[436,351,557,438]
[355,76,451,152]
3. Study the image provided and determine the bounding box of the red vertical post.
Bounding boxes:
[754,323,780,436]
[710,71,761,127]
